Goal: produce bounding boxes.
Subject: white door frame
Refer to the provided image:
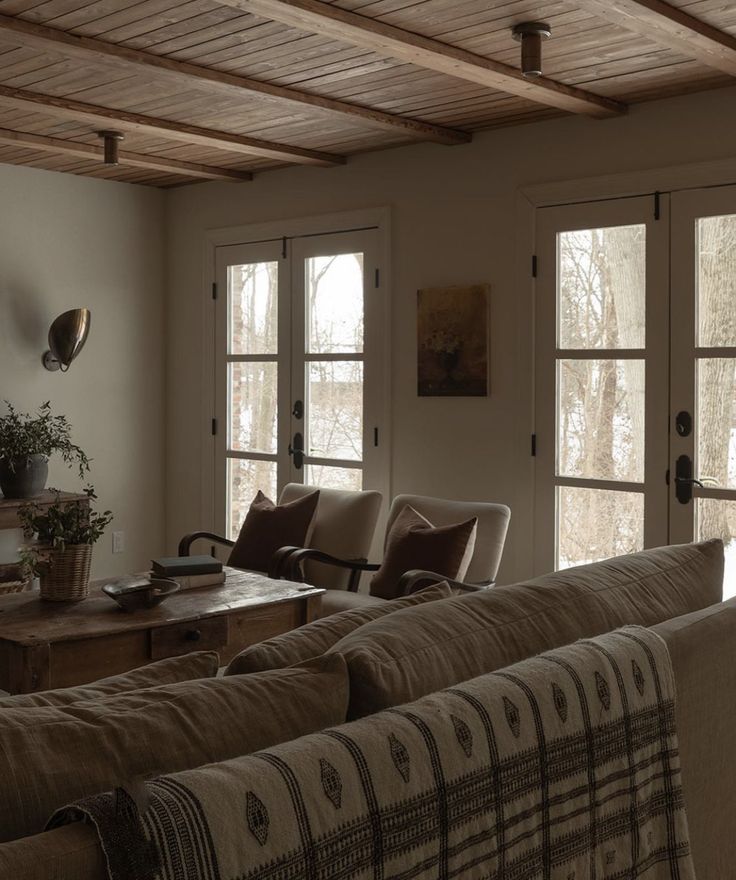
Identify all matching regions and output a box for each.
[201,208,391,533]
[517,157,736,576]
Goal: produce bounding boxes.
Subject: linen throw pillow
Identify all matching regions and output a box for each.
[0,654,348,843]
[0,652,219,710]
[226,582,453,675]
[228,489,319,572]
[370,505,477,599]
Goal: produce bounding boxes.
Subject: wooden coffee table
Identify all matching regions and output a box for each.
[0,568,323,694]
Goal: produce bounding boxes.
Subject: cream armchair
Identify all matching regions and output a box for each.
[279,493,511,616]
[179,483,382,588]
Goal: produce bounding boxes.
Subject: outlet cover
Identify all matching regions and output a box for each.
[112,531,125,554]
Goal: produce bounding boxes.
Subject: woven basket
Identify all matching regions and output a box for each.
[40,544,93,602]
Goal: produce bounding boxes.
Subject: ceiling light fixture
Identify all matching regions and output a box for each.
[97,130,124,165]
[512,22,552,78]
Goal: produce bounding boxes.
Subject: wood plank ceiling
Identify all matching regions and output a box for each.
[0,0,732,187]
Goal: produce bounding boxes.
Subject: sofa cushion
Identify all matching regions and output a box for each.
[370,505,477,599]
[652,597,736,879]
[226,582,453,675]
[0,654,347,843]
[0,652,219,710]
[228,489,319,572]
[331,540,723,718]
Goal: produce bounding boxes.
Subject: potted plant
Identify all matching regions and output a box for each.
[0,401,90,499]
[19,487,113,602]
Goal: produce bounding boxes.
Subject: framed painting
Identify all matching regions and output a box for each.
[417,284,490,396]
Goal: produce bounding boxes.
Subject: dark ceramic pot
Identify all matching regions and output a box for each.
[0,454,49,499]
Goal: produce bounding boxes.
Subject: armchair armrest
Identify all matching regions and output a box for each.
[178,531,235,557]
[396,569,494,596]
[284,548,379,592]
[267,546,303,579]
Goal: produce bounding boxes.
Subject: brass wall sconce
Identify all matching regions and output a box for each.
[42,309,91,372]
[512,22,552,78]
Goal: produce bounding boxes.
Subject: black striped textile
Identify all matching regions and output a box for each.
[50,626,695,880]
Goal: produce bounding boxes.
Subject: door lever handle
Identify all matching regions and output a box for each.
[288,432,304,470]
[674,477,705,489]
[674,454,703,504]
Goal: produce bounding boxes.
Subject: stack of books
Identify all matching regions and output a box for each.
[150,555,225,591]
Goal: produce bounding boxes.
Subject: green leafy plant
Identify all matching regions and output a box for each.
[18,486,113,576]
[0,401,90,477]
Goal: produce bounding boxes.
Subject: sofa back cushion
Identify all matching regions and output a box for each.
[652,597,736,879]
[331,540,723,718]
[226,582,452,675]
[0,652,219,710]
[0,654,348,843]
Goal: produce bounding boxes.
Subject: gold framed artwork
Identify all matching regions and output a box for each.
[417,284,490,397]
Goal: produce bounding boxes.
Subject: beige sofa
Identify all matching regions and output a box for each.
[0,541,732,879]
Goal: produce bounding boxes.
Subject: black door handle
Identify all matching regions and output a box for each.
[288,432,304,470]
[674,454,704,504]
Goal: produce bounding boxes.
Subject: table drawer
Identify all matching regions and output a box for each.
[150,616,228,660]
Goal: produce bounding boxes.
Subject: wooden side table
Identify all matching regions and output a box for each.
[0,568,323,694]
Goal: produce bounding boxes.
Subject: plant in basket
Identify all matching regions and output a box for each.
[18,487,113,602]
[0,401,90,499]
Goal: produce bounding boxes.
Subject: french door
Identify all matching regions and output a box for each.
[535,185,736,598]
[213,228,385,540]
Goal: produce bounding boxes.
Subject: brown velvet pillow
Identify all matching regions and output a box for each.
[370,506,478,599]
[228,489,319,572]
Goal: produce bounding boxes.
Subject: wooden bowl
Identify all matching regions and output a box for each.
[102,577,179,612]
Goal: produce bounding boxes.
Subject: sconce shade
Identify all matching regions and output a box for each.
[43,309,91,372]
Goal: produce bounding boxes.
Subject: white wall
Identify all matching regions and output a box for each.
[165,85,736,585]
[0,164,166,577]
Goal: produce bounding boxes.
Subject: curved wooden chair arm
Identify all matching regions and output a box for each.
[285,548,378,592]
[267,546,303,579]
[397,569,494,596]
[178,531,235,557]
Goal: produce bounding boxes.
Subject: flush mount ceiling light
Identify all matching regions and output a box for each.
[42,309,91,373]
[97,130,124,166]
[512,22,552,78]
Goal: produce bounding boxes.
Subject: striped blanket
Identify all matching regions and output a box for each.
[50,626,696,880]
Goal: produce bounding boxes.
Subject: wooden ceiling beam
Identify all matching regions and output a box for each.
[0,127,253,181]
[218,0,626,118]
[0,13,469,146]
[583,0,736,77]
[0,84,343,166]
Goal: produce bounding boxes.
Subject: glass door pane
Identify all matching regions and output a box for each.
[556,224,647,567]
[292,237,375,493]
[672,194,736,598]
[215,244,287,540]
[535,196,669,575]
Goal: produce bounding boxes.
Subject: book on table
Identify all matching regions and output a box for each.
[151,555,223,577]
